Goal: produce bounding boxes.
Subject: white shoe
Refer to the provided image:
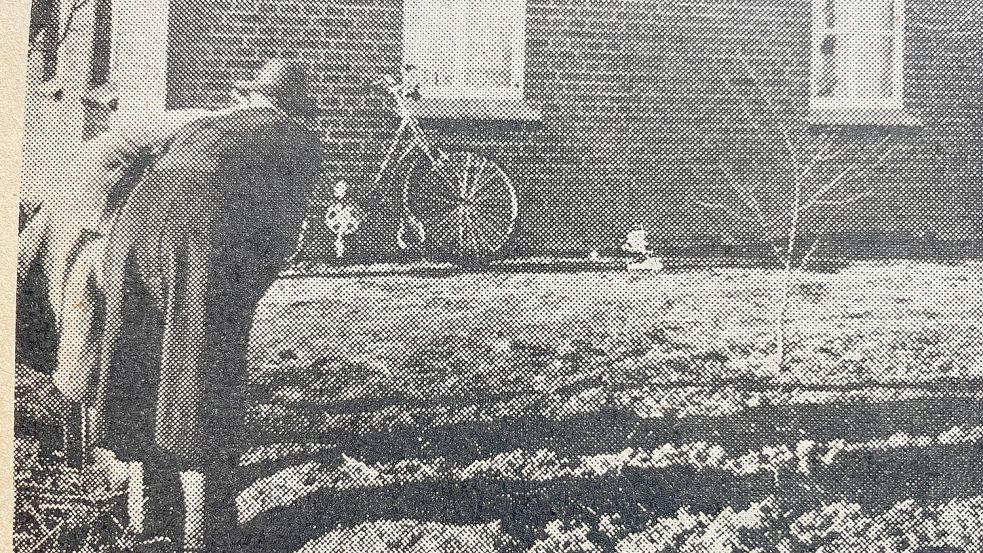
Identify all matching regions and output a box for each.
[86,447,128,493]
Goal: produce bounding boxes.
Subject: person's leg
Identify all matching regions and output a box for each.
[140,455,184,546]
[15,242,58,373]
[52,241,104,405]
[58,246,109,471]
[180,469,205,550]
[101,269,180,541]
[201,457,239,551]
[84,441,128,492]
[198,374,246,552]
[127,461,146,534]
[198,282,270,551]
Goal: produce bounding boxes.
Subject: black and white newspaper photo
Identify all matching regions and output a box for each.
[7,0,983,550]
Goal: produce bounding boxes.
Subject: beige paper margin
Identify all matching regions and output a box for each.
[0,0,30,549]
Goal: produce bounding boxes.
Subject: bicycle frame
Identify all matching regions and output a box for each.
[289,74,519,261]
[290,75,460,260]
[372,86,441,196]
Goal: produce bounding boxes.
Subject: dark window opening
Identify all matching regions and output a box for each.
[83,0,115,140]
[90,0,112,86]
[29,0,60,81]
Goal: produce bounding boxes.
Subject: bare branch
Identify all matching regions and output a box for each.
[819,135,851,164]
[694,138,786,263]
[798,134,835,181]
[799,133,897,213]
[698,198,785,261]
[702,151,786,262]
[812,190,874,208]
[799,220,830,271]
[726,80,779,157]
[734,51,801,170]
[713,159,765,221]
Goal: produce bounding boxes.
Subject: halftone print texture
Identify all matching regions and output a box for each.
[12,0,983,551]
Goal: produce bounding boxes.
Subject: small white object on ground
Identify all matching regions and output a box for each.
[627,257,665,272]
[621,226,663,271]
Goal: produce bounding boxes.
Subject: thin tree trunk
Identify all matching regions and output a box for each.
[778,175,802,369]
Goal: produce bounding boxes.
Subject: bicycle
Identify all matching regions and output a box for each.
[363,68,519,260]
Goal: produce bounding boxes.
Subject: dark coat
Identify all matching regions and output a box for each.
[93,106,322,465]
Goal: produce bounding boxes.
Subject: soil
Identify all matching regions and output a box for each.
[16,261,983,552]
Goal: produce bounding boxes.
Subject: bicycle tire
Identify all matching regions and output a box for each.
[403,150,518,259]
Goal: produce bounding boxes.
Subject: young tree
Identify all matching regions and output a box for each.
[698,52,909,369]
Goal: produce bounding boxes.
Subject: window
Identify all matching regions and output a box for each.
[810,0,905,110]
[403,0,526,100]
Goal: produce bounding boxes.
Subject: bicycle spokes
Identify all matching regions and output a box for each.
[403,151,518,259]
[368,72,517,260]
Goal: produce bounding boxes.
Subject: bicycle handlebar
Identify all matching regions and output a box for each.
[373,75,422,107]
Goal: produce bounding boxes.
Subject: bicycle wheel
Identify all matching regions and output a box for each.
[404,151,518,259]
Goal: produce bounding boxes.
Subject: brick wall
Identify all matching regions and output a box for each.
[166,0,983,258]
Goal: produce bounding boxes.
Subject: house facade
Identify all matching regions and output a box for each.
[24,0,983,258]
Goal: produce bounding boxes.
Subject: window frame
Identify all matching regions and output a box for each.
[809,0,906,111]
[402,0,528,101]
